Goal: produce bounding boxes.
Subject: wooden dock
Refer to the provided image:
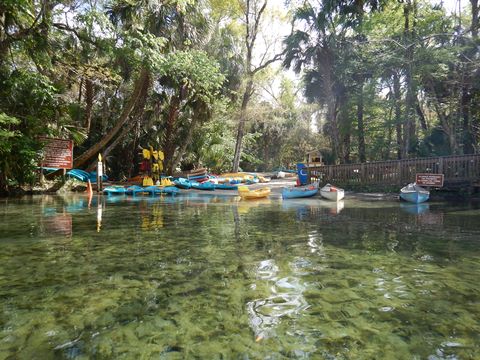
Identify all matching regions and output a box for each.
[307,154,480,189]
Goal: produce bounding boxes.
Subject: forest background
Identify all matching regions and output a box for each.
[0,0,478,193]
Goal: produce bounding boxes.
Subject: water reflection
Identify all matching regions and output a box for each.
[1,194,479,358]
[247,259,308,341]
[400,202,430,215]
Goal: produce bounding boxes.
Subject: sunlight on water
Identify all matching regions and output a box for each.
[0,194,479,359]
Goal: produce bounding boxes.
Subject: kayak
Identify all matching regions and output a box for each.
[126,185,144,195]
[191,181,215,191]
[214,183,238,190]
[104,186,127,195]
[174,178,192,189]
[144,186,180,195]
[282,183,319,199]
[238,186,270,200]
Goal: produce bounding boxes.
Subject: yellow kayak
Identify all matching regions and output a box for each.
[238,186,271,200]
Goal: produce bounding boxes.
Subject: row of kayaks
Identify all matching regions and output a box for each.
[104,185,180,195]
[104,179,241,195]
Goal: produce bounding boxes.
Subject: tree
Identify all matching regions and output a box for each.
[231,0,285,172]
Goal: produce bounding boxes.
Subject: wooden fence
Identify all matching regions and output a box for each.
[307,154,480,188]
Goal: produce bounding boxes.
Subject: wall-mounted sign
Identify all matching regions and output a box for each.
[39,137,73,169]
[416,173,444,187]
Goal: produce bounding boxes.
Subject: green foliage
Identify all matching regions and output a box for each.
[0,113,39,190]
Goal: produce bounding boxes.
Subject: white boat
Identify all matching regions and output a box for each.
[320,183,345,201]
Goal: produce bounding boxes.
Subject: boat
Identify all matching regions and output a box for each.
[191,181,215,191]
[161,186,180,195]
[320,184,345,201]
[238,186,270,200]
[174,178,192,189]
[126,185,144,195]
[143,186,180,195]
[104,186,127,195]
[282,183,319,199]
[214,183,238,190]
[399,183,430,204]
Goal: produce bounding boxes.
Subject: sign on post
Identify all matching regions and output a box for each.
[415,173,444,187]
[39,137,73,169]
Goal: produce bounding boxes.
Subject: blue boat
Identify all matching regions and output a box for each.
[174,178,192,189]
[400,183,430,204]
[191,181,215,191]
[126,185,144,195]
[282,183,319,199]
[162,187,180,195]
[143,186,180,195]
[104,186,127,195]
[214,183,238,190]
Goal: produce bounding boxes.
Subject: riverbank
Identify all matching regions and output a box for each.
[2,176,479,202]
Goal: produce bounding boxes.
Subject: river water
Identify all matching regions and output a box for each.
[0,194,479,359]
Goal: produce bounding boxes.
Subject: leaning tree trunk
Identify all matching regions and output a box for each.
[232,78,254,172]
[73,68,150,168]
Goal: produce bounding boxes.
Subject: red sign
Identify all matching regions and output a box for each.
[415,173,444,187]
[39,137,73,169]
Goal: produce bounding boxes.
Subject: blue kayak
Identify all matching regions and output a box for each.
[191,181,215,191]
[104,186,127,195]
[214,183,238,190]
[174,178,192,189]
[282,183,319,199]
[126,185,145,195]
[143,186,180,195]
[162,187,180,195]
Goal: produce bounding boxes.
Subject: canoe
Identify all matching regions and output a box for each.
[191,181,215,191]
[320,184,345,201]
[282,183,319,199]
[238,186,270,200]
[104,186,126,195]
[174,178,192,189]
[400,183,429,204]
[214,183,238,190]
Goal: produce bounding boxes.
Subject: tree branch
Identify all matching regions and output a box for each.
[52,23,99,47]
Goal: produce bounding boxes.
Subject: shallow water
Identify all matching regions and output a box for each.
[0,194,479,359]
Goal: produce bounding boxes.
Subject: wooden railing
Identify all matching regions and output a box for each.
[307,154,480,187]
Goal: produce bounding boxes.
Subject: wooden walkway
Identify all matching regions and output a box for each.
[307,154,480,188]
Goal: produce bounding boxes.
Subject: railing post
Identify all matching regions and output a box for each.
[438,157,444,174]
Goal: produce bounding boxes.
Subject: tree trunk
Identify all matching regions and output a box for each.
[73,68,150,168]
[232,78,254,172]
[357,82,366,163]
[163,96,181,174]
[403,0,416,158]
[170,115,201,174]
[472,0,479,38]
[84,79,94,133]
[392,73,403,159]
[416,100,427,131]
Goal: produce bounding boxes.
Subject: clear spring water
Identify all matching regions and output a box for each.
[0,194,479,359]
